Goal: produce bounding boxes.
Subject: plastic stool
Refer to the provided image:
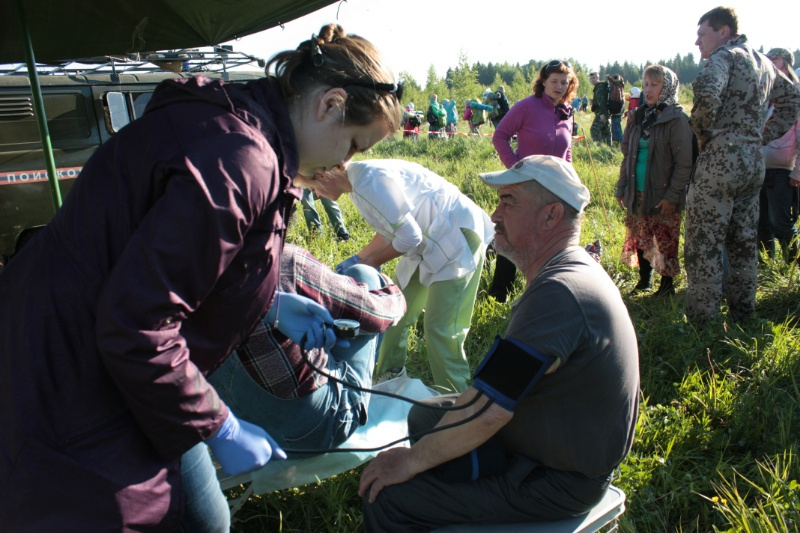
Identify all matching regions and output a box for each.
[430,485,625,533]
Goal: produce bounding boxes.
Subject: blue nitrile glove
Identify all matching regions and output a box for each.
[206,410,286,476]
[334,254,360,274]
[265,291,341,350]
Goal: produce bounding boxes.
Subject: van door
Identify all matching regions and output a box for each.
[0,86,98,259]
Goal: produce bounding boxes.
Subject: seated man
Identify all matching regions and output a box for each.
[208,243,406,452]
[359,155,640,531]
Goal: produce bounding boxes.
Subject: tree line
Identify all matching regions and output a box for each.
[397,47,799,112]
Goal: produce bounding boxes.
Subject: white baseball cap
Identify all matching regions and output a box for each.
[479,155,591,213]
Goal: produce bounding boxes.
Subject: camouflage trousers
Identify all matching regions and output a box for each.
[684,143,765,320]
[590,114,611,145]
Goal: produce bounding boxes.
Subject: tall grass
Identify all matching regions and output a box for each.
[230,113,800,532]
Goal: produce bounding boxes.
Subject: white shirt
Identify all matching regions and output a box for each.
[347,159,494,288]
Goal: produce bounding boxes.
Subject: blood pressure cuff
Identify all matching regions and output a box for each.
[472,336,555,412]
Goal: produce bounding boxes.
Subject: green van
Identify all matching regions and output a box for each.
[0,49,264,264]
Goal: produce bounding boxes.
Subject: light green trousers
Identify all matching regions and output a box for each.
[376,229,485,393]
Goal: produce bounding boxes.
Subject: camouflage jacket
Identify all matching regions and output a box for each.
[690,34,800,148]
[592,80,609,116]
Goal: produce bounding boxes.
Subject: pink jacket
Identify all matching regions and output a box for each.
[763,116,800,178]
[492,94,573,168]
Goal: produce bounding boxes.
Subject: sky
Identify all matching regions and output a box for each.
[223,0,798,83]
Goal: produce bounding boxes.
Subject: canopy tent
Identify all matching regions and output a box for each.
[0,0,339,64]
[1,0,338,212]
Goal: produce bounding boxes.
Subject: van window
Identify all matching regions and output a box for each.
[131,92,153,119]
[105,92,130,132]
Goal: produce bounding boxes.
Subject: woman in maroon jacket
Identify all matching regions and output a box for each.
[0,24,402,531]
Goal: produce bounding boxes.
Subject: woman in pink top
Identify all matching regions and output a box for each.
[488,60,579,301]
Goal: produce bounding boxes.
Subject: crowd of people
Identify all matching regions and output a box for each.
[1,6,799,531]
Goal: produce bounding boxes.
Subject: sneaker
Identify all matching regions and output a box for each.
[373,366,407,385]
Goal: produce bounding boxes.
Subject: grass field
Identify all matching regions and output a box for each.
[229,111,800,532]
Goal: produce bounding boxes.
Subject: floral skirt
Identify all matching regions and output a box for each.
[620,190,682,277]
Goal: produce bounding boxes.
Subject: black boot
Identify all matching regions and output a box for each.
[653,276,675,298]
[489,255,516,303]
[629,249,652,294]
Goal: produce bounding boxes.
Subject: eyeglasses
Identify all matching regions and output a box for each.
[544,60,572,72]
[343,79,404,102]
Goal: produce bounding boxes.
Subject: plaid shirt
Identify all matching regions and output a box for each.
[235,244,405,398]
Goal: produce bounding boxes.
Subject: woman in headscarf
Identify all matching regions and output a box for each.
[616,65,694,297]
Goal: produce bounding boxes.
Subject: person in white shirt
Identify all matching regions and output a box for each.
[295,159,494,392]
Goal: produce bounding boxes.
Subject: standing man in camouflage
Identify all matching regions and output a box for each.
[589,72,611,146]
[684,6,800,322]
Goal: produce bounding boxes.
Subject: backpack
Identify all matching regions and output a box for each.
[426,107,439,127]
[408,113,421,128]
[607,75,625,115]
[471,105,486,126]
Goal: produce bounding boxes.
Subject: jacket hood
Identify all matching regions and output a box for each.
[145,76,299,179]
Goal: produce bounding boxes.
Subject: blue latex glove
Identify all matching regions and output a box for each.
[206,410,286,476]
[334,254,360,274]
[265,291,341,350]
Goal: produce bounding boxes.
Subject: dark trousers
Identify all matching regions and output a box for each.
[758,168,799,260]
[362,395,612,532]
[489,254,516,299]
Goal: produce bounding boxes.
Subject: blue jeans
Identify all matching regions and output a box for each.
[758,168,799,259]
[301,189,349,239]
[611,115,623,142]
[179,443,230,532]
[209,264,383,451]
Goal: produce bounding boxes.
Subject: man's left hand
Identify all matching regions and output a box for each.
[358,448,416,503]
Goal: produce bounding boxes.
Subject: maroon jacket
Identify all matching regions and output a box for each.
[0,76,300,529]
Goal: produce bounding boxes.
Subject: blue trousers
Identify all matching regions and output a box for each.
[178,443,230,532]
[611,115,623,142]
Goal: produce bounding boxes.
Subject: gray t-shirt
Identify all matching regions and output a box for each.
[498,248,640,478]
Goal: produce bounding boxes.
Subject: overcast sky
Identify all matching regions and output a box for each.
[223,0,797,82]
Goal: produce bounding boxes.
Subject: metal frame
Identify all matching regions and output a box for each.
[0,47,266,78]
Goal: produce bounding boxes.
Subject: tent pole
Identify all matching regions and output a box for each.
[16,0,62,212]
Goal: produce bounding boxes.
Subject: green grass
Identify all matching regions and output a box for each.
[230,113,800,532]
